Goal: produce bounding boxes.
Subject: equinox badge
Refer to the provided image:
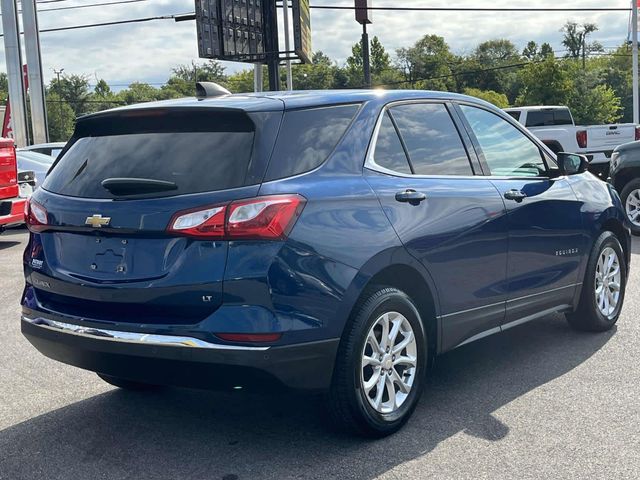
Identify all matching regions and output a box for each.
[85,214,111,228]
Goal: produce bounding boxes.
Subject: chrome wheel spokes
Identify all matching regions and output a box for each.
[595,247,621,318]
[360,311,418,414]
[625,189,640,227]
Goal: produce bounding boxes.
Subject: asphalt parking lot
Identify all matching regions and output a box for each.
[1,227,639,480]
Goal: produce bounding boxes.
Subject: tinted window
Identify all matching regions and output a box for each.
[265,104,359,181]
[505,111,521,121]
[460,105,546,177]
[390,103,473,176]
[525,109,573,127]
[44,121,255,199]
[373,112,411,174]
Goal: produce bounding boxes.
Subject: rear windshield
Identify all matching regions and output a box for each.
[43,110,256,199]
[525,109,573,127]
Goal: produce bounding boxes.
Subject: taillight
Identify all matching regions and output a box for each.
[576,130,588,149]
[635,126,640,141]
[168,206,226,239]
[25,197,48,232]
[167,194,306,241]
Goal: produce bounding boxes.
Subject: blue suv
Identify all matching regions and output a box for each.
[21,89,630,437]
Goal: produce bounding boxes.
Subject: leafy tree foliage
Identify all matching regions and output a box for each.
[5,21,635,142]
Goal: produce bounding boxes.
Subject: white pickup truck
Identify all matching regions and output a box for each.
[504,106,639,177]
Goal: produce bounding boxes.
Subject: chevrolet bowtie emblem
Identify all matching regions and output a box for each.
[85,214,111,228]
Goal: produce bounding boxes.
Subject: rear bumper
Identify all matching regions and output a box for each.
[0,196,26,228]
[21,315,339,391]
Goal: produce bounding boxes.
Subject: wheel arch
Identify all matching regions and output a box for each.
[601,217,631,272]
[336,248,441,362]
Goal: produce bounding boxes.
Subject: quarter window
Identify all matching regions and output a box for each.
[389,103,473,176]
[460,105,546,177]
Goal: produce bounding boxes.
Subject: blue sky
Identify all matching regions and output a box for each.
[0,0,634,89]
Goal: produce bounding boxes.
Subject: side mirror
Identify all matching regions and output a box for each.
[557,152,589,175]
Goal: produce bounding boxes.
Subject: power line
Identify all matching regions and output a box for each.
[1,0,150,16]
[0,14,181,37]
[38,0,149,13]
[308,5,632,12]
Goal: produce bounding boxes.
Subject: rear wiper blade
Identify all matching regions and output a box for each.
[101,177,178,196]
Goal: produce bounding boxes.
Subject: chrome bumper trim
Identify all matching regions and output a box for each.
[22,316,270,351]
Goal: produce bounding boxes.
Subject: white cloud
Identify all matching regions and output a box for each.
[0,0,633,88]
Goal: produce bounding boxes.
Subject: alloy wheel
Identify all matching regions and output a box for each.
[625,188,640,227]
[360,311,418,414]
[594,247,621,318]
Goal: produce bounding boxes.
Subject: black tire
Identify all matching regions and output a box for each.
[566,231,627,332]
[97,373,162,391]
[327,286,427,437]
[620,179,640,236]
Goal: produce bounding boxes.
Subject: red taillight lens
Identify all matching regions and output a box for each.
[226,195,305,240]
[635,126,640,141]
[576,130,588,149]
[25,198,48,232]
[215,333,282,343]
[167,194,306,241]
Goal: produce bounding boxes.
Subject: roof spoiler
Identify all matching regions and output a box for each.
[196,82,231,100]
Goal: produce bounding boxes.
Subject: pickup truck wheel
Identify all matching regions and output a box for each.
[97,373,162,391]
[621,179,640,236]
[327,286,427,437]
[566,231,627,332]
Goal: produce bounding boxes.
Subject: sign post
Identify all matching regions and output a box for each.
[1,0,29,147]
[354,0,372,88]
[22,0,49,143]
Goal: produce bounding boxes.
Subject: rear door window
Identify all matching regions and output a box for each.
[389,103,474,176]
[373,112,412,174]
[43,110,256,199]
[265,104,360,181]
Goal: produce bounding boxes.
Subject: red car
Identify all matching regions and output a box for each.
[0,138,27,233]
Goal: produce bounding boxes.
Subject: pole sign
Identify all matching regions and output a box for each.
[195,0,266,63]
[292,0,312,64]
[354,0,372,25]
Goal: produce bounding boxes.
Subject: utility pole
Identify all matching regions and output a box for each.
[355,0,373,88]
[22,0,49,144]
[1,0,29,147]
[282,0,293,90]
[633,0,639,124]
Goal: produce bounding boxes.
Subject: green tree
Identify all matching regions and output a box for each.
[522,41,554,61]
[565,64,622,124]
[344,37,394,87]
[516,56,573,106]
[561,21,603,67]
[467,39,521,100]
[48,74,92,116]
[370,36,391,75]
[396,35,457,91]
[117,82,161,104]
[0,73,8,101]
[463,88,509,108]
[46,92,75,141]
[601,44,633,122]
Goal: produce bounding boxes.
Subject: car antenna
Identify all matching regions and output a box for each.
[195,82,231,100]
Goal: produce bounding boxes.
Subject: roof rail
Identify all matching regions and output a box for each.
[195,82,231,100]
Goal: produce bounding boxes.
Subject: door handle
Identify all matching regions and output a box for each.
[395,189,427,205]
[504,189,527,202]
